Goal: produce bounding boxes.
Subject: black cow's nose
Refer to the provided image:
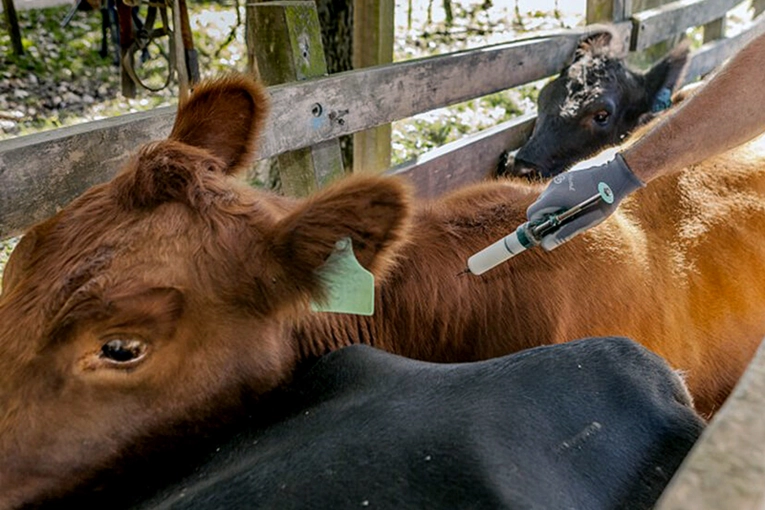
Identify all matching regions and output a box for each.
[496,150,516,177]
[497,150,546,179]
[508,156,545,180]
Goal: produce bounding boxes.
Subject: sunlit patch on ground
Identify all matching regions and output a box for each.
[0,237,19,292]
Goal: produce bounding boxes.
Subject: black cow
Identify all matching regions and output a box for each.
[499,30,689,179]
[42,337,704,510]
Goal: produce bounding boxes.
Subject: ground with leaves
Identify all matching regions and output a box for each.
[0,1,244,137]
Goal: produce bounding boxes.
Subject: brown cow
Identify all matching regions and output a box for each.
[1,74,764,507]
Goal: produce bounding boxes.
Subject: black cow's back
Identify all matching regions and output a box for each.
[141,337,704,510]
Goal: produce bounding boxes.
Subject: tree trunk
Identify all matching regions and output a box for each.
[315,0,354,170]
[2,0,23,56]
[315,0,353,74]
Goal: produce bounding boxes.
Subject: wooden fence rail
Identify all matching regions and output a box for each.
[3,11,763,239]
[0,23,632,240]
[684,12,765,82]
[631,0,742,51]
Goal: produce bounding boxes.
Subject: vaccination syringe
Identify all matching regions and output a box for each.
[465,182,614,275]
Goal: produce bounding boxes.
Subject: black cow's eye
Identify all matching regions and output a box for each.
[100,339,147,363]
[593,110,610,125]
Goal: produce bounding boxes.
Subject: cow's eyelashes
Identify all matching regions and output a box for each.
[100,338,148,364]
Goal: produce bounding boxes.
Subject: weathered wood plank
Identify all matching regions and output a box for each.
[116,0,137,98]
[628,0,682,65]
[700,8,726,78]
[631,0,742,51]
[247,1,344,196]
[261,22,629,156]
[755,0,765,17]
[702,17,725,44]
[683,12,765,83]
[352,0,395,174]
[587,0,622,22]
[620,0,633,19]
[0,109,176,240]
[0,25,632,240]
[387,114,536,198]
[655,337,765,510]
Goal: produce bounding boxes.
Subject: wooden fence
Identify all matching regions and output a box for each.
[1,1,765,506]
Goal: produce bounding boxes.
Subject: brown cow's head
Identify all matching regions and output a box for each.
[499,30,689,179]
[0,75,411,507]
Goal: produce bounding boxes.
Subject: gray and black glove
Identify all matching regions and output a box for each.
[526,154,645,251]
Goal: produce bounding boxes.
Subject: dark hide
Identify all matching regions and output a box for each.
[39,337,704,510]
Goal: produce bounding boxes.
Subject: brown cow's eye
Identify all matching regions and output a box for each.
[593,110,610,125]
[100,339,147,363]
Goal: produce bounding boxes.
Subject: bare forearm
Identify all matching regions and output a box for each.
[622,32,765,182]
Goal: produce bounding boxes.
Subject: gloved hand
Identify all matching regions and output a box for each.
[526,154,645,251]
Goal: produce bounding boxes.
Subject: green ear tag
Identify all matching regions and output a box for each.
[311,237,375,316]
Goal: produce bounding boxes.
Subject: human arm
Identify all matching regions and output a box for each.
[527,31,765,250]
[623,30,765,181]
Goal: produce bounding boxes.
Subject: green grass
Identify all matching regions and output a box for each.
[391,86,540,165]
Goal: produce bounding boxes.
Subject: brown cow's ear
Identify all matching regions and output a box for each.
[169,74,270,175]
[265,175,412,301]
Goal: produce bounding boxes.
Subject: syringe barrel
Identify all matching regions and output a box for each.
[467,225,529,275]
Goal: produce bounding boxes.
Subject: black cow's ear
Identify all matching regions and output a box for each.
[644,40,690,105]
[573,29,614,62]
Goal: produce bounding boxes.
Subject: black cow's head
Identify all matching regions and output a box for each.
[500,30,689,179]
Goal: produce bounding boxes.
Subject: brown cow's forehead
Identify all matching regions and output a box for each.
[2,155,284,355]
[11,191,201,318]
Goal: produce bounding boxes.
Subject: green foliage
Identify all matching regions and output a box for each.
[0,2,246,139]
[391,86,540,165]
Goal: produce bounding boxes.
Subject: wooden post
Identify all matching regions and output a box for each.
[352,0,394,174]
[755,0,765,17]
[172,0,190,101]
[586,0,630,23]
[654,338,765,510]
[703,17,725,44]
[246,1,344,196]
[2,0,23,56]
[178,0,200,84]
[702,0,730,49]
[315,0,354,171]
[628,0,678,65]
[116,0,136,98]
